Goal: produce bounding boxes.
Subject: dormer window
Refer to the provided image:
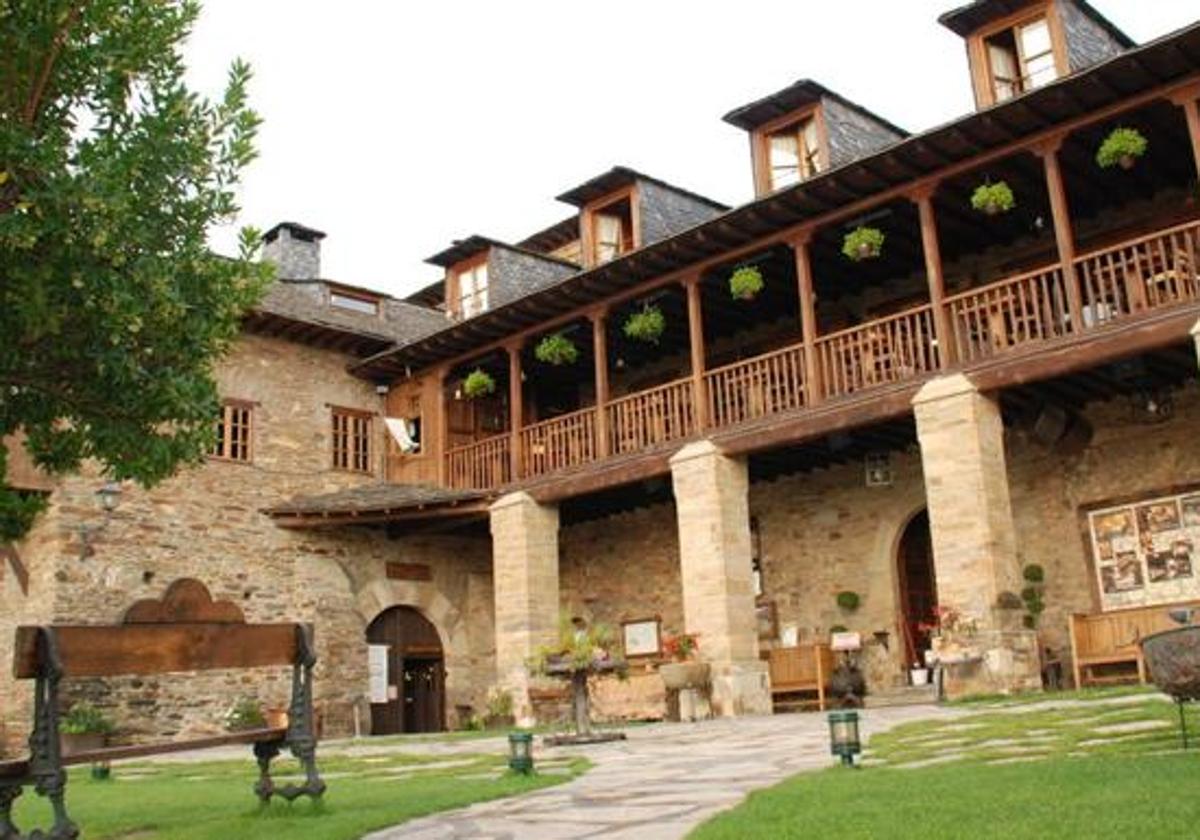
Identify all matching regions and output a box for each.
[453,258,489,318]
[588,192,635,266]
[766,115,823,190]
[329,288,380,315]
[983,16,1057,103]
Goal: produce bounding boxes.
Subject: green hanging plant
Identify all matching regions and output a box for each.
[1096,126,1148,170]
[534,332,579,366]
[623,304,665,344]
[842,226,885,262]
[836,590,861,611]
[729,265,765,301]
[462,368,496,399]
[970,180,1016,216]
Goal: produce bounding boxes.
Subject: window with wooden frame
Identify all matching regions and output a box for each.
[766,115,823,190]
[983,15,1058,103]
[451,258,489,319]
[585,191,636,267]
[211,401,253,463]
[331,407,373,473]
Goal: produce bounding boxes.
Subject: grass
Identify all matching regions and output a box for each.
[11,749,588,840]
[692,695,1200,840]
[946,683,1159,707]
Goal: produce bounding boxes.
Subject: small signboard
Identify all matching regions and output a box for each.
[830,631,862,652]
[368,644,389,704]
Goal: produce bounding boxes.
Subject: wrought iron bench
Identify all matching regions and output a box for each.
[0,578,324,840]
[1068,600,1200,688]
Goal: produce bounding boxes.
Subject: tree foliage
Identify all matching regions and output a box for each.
[0,1,272,539]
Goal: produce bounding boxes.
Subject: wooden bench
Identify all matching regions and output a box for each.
[0,578,325,840]
[766,644,834,711]
[1068,600,1200,688]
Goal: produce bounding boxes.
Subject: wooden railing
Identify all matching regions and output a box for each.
[814,305,939,400]
[606,376,695,456]
[946,264,1071,362]
[705,344,806,429]
[519,407,598,478]
[444,433,511,490]
[1075,219,1200,324]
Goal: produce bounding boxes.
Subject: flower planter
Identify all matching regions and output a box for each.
[909,667,930,687]
[659,661,710,691]
[1119,154,1137,171]
[61,732,107,757]
[265,707,289,729]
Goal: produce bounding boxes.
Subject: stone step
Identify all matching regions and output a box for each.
[864,684,938,708]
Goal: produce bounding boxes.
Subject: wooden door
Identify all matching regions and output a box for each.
[897,510,938,667]
[366,606,445,735]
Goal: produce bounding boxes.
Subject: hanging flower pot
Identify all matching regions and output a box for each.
[1096,126,1148,170]
[623,304,665,344]
[462,368,496,399]
[842,226,884,262]
[728,265,765,301]
[970,180,1016,216]
[534,332,579,366]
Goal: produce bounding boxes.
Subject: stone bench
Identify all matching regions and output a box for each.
[0,578,325,839]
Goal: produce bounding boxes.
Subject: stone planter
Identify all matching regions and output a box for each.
[658,661,710,691]
[265,708,289,729]
[61,732,107,757]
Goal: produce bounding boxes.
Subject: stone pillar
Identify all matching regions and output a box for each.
[1192,318,1200,367]
[669,441,771,716]
[489,491,559,723]
[913,374,1041,697]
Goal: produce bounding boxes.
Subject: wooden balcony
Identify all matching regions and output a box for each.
[442,218,1200,492]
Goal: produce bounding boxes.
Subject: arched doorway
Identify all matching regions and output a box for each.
[366,606,446,734]
[897,510,938,668]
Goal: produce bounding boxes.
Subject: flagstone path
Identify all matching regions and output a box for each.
[365,705,957,840]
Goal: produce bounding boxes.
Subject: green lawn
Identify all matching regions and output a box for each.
[692,696,1200,840]
[11,750,588,840]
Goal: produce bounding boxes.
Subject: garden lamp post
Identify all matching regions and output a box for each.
[508,731,534,774]
[828,710,861,767]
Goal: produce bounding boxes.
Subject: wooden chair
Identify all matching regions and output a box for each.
[1068,600,1200,688]
[766,644,834,711]
[0,579,324,839]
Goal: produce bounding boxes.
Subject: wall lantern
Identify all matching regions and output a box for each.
[79,481,122,560]
[828,710,861,767]
[96,481,123,513]
[507,731,534,774]
[864,452,892,487]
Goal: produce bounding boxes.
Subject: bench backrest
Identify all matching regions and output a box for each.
[768,643,832,688]
[13,578,304,680]
[1070,600,1200,658]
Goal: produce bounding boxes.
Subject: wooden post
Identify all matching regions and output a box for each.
[591,309,611,457]
[791,231,822,405]
[507,343,523,480]
[434,365,450,487]
[912,185,954,368]
[684,276,709,430]
[1036,135,1084,334]
[1169,87,1200,191]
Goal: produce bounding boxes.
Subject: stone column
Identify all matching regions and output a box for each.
[1192,318,1200,367]
[489,491,559,723]
[669,441,771,716]
[913,374,1041,697]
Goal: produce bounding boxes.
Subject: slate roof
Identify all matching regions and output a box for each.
[555,166,729,211]
[721,78,909,136]
[265,482,487,518]
[938,0,1135,47]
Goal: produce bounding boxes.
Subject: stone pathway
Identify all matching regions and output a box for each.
[365,705,957,840]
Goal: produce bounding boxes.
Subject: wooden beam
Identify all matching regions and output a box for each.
[508,343,523,480]
[912,186,954,368]
[684,276,709,429]
[591,309,611,457]
[1035,136,1085,334]
[790,231,823,405]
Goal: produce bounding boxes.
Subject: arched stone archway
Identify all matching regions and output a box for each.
[367,606,445,734]
[895,508,937,669]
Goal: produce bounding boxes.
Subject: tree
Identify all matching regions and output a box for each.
[0,1,272,540]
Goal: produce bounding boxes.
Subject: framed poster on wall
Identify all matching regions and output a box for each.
[1087,488,1200,611]
[622,618,661,657]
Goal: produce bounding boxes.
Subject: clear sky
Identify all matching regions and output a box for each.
[184,1,1198,299]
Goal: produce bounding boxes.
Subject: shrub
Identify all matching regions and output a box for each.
[534,332,579,366]
[829,624,849,634]
[463,368,496,399]
[1096,126,1148,169]
[623,305,665,344]
[842,226,884,261]
[970,181,1016,215]
[729,265,765,300]
[61,703,114,736]
[836,590,861,611]
[1023,564,1045,583]
[225,698,266,732]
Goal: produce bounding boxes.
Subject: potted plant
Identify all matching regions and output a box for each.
[60,703,114,756]
[970,180,1016,216]
[623,304,665,344]
[835,590,861,612]
[483,687,515,729]
[842,226,884,262]
[462,368,496,399]
[729,265,765,301]
[224,697,266,732]
[658,632,709,691]
[529,616,626,738]
[1021,563,1046,629]
[534,332,579,366]
[1096,126,1148,170]
[909,662,930,686]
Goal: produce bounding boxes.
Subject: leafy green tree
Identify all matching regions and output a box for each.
[0,1,272,540]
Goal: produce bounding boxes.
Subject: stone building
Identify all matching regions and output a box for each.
[5,0,1200,749]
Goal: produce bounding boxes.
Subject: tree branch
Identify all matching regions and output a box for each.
[23,3,86,126]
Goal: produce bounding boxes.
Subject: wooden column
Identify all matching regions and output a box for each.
[507,343,523,480]
[434,365,450,487]
[1169,87,1200,190]
[590,309,611,457]
[912,185,954,368]
[684,276,709,430]
[1036,135,1084,334]
[791,231,822,405]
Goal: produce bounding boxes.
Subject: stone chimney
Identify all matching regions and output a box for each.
[262,222,325,281]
